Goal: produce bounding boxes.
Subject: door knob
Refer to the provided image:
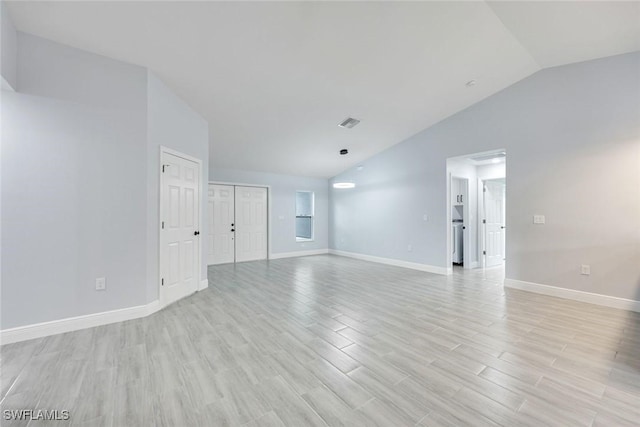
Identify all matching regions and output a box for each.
[194,231,200,236]
[231,223,234,226]
[231,229,235,232]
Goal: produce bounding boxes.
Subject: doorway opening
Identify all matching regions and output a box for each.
[451,176,468,267]
[207,183,269,265]
[446,149,506,272]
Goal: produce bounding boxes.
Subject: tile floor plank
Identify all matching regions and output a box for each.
[0,255,638,426]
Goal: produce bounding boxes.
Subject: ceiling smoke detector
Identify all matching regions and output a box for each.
[338,117,360,129]
[466,80,477,87]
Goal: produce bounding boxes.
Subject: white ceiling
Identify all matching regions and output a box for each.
[6,1,640,178]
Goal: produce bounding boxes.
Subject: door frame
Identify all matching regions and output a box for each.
[159,146,204,308]
[208,180,272,261]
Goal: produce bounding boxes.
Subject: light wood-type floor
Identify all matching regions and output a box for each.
[1,255,639,426]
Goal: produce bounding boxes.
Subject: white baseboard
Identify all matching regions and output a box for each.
[504,279,640,313]
[1,300,162,345]
[1,76,16,92]
[199,279,209,291]
[270,249,329,260]
[329,249,448,275]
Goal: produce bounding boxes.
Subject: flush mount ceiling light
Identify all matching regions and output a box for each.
[338,117,360,129]
[333,182,356,189]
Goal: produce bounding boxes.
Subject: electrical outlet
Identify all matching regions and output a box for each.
[407,244,413,252]
[533,215,545,224]
[581,265,591,275]
[95,277,106,290]
[423,214,429,221]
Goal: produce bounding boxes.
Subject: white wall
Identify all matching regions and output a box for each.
[331,52,640,301]
[146,72,209,301]
[476,163,506,181]
[1,1,17,89]
[210,168,329,256]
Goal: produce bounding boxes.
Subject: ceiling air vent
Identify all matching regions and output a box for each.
[338,117,360,129]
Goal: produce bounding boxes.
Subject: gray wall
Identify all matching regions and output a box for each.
[1,1,17,89]
[211,168,329,255]
[1,33,208,329]
[146,71,209,302]
[1,92,148,329]
[331,52,640,301]
[16,33,147,110]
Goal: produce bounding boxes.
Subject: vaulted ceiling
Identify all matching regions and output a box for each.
[7,1,640,177]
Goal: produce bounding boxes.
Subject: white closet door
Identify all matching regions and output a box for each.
[208,184,235,265]
[161,152,200,306]
[484,180,506,267]
[235,186,267,262]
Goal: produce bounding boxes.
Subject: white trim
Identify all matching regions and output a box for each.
[504,279,640,313]
[161,146,203,165]
[329,249,448,275]
[2,76,16,91]
[199,279,209,291]
[1,300,162,345]
[160,146,203,309]
[269,249,329,260]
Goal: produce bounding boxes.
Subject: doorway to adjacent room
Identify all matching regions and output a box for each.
[446,149,506,272]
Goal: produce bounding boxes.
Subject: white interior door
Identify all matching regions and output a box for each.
[235,186,267,262]
[208,184,235,265]
[161,151,200,306]
[484,180,506,267]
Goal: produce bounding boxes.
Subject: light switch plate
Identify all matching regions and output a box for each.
[96,277,106,291]
[533,215,545,224]
[581,265,591,275]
